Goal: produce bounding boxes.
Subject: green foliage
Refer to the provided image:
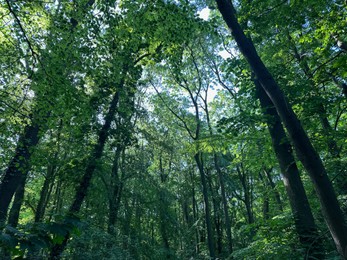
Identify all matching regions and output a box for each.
[232,213,302,259]
[1,0,347,259]
[0,216,82,258]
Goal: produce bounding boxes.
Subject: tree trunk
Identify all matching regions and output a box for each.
[36,121,63,222]
[207,172,222,256]
[7,174,27,227]
[236,165,254,224]
[258,172,270,220]
[256,79,324,258]
[35,164,56,222]
[194,153,216,258]
[158,154,171,258]
[107,148,123,234]
[215,1,347,257]
[203,94,233,255]
[190,170,200,255]
[49,87,122,259]
[0,122,40,226]
[214,154,233,255]
[263,168,283,212]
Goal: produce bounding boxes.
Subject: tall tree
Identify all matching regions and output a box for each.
[215,0,347,257]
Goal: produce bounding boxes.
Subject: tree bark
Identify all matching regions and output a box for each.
[7,174,27,227]
[256,79,324,258]
[0,122,40,226]
[216,0,347,257]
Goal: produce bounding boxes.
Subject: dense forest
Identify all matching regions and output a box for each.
[0,0,347,259]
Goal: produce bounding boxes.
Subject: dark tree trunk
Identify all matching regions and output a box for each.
[51,178,63,219]
[263,197,270,220]
[107,148,123,234]
[215,1,347,257]
[214,154,233,255]
[190,170,200,255]
[49,87,122,259]
[194,153,216,259]
[159,189,171,258]
[0,122,40,225]
[158,154,171,258]
[36,121,62,222]
[255,79,324,258]
[69,91,121,214]
[207,172,222,256]
[7,174,27,227]
[258,172,270,220]
[35,164,56,222]
[236,166,254,225]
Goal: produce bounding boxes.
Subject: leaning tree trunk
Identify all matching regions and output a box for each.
[0,122,40,226]
[49,86,122,259]
[215,0,347,257]
[256,79,324,258]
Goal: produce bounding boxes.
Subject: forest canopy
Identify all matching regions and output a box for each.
[0,0,347,259]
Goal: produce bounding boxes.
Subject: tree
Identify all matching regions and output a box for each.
[215,0,347,257]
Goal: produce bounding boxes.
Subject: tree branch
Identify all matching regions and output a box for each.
[5,0,37,60]
[150,81,196,140]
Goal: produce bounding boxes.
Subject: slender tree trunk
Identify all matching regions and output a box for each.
[203,95,233,255]
[35,164,56,222]
[207,172,222,255]
[263,197,270,220]
[0,122,40,226]
[236,166,254,224]
[108,148,123,234]
[255,79,324,258]
[263,168,283,212]
[258,172,270,220]
[194,153,216,258]
[215,1,347,257]
[214,154,233,255]
[190,170,200,255]
[52,178,63,219]
[36,121,63,222]
[49,86,122,259]
[158,154,171,258]
[159,189,171,258]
